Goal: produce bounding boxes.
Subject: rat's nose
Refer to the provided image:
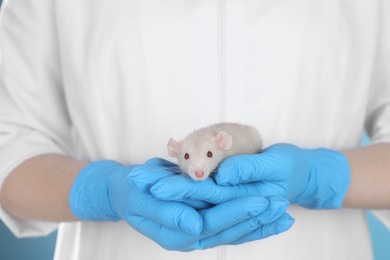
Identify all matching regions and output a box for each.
[195,170,204,178]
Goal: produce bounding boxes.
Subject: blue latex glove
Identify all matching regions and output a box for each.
[129,158,213,209]
[69,160,294,251]
[150,144,351,209]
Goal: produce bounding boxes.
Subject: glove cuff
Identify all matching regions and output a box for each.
[293,148,351,209]
[69,160,123,221]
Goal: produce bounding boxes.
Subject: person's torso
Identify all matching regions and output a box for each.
[54,0,377,259]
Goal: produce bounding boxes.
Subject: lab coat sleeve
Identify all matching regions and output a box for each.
[0,0,72,237]
[364,0,390,230]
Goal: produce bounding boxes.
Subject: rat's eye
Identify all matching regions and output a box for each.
[207,151,213,158]
[184,153,190,160]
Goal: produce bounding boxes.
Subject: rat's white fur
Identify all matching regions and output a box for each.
[167,123,263,181]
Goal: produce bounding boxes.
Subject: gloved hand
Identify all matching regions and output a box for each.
[128,158,213,209]
[150,144,351,209]
[69,159,294,251]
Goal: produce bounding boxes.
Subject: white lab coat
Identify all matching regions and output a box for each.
[0,0,389,259]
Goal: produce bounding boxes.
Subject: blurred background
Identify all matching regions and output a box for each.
[0,0,389,259]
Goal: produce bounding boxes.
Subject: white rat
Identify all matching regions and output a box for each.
[167,123,263,181]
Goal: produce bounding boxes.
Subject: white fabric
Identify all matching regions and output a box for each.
[0,0,389,259]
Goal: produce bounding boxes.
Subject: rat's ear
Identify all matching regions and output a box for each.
[214,131,232,151]
[167,138,181,157]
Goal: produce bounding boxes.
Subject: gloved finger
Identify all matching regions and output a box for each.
[250,196,290,224]
[189,196,290,250]
[125,215,196,252]
[132,192,202,235]
[146,159,213,208]
[180,199,213,210]
[126,197,292,251]
[197,199,291,250]
[130,162,211,208]
[200,197,270,235]
[200,196,288,235]
[145,157,181,170]
[150,174,272,204]
[127,164,179,192]
[215,152,280,186]
[151,175,236,203]
[229,213,295,245]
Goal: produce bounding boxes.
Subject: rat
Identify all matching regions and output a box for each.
[167,123,263,181]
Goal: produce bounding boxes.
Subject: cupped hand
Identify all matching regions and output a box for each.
[125,195,294,251]
[149,144,351,209]
[70,159,294,251]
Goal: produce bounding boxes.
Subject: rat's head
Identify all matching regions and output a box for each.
[167,131,233,181]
